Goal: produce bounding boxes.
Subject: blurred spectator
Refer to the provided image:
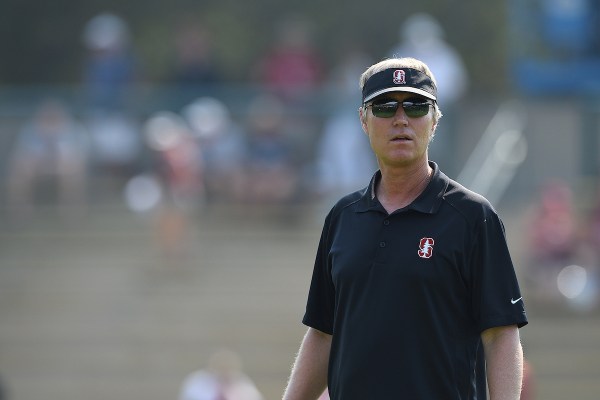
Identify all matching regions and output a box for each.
[314,49,377,203]
[82,12,137,112]
[524,180,578,301]
[144,111,205,210]
[82,13,143,182]
[388,13,468,109]
[233,94,299,206]
[540,0,595,57]
[253,15,324,174]
[182,97,245,203]
[86,113,142,180]
[171,21,221,87]
[178,348,263,400]
[140,111,205,259]
[387,13,468,176]
[253,15,323,103]
[6,99,89,222]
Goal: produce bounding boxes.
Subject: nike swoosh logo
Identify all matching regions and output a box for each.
[511,297,522,305]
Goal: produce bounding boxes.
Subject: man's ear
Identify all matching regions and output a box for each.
[358,106,368,134]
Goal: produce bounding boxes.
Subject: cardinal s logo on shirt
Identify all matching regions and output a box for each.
[418,237,435,259]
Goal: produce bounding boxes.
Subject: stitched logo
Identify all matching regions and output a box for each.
[418,237,435,259]
[393,69,406,84]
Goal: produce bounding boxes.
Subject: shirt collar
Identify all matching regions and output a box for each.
[356,161,449,214]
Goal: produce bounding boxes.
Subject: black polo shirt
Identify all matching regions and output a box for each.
[303,162,528,400]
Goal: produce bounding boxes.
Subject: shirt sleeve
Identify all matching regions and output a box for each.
[302,211,336,335]
[471,208,528,333]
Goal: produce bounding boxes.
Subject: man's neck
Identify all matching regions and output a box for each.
[376,162,433,214]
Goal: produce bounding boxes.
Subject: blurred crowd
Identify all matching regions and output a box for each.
[5,13,368,223]
[3,12,473,227]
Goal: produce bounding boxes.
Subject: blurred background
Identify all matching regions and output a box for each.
[0,0,599,399]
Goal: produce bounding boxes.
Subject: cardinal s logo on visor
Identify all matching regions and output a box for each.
[393,69,406,85]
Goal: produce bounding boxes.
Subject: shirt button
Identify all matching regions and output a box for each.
[379,241,386,248]
[383,220,390,226]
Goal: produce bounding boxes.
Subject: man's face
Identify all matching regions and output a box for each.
[360,92,437,169]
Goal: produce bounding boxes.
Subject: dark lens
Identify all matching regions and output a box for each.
[402,102,431,118]
[371,101,399,118]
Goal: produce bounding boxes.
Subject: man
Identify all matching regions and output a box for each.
[282,57,528,399]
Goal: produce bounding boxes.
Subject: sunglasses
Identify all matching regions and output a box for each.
[365,99,433,118]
